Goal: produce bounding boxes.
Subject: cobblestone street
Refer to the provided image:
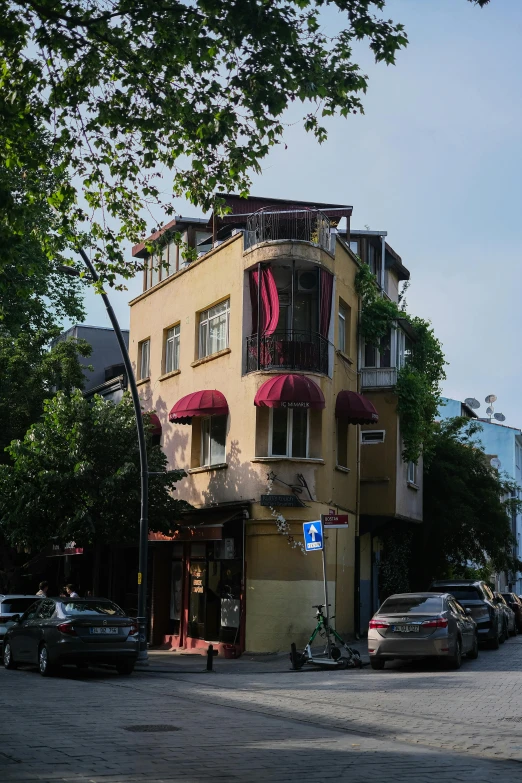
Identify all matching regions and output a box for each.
[4,638,522,782]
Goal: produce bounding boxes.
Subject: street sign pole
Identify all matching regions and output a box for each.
[321,544,331,659]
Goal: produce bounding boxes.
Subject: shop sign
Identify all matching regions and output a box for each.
[260,494,302,507]
[321,514,349,529]
[149,527,223,542]
[280,401,310,408]
[50,541,84,556]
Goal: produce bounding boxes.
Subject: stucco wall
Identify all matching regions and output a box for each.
[129,233,361,650]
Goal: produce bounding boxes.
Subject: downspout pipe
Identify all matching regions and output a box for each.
[354,286,362,639]
[380,235,386,293]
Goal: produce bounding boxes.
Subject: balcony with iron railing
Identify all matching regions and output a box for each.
[246,330,329,375]
[243,207,333,254]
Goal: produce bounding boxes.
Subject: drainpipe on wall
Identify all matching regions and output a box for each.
[380,234,386,294]
[354,289,363,639]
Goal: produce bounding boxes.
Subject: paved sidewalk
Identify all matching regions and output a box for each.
[4,637,522,781]
[136,639,369,675]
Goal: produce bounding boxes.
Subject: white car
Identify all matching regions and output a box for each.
[0,595,40,646]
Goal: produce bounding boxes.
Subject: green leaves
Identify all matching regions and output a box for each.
[415,416,520,582]
[0,332,92,469]
[0,0,417,281]
[355,261,446,462]
[0,390,189,551]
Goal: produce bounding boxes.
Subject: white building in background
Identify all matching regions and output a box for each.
[438,397,522,593]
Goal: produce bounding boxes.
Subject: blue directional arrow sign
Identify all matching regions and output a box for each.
[303,520,323,552]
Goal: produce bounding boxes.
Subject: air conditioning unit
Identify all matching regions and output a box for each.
[297,270,318,293]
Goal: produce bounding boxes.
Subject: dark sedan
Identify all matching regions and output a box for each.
[3,598,138,676]
[502,593,522,632]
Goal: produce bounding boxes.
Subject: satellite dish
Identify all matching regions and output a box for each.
[494,413,506,422]
[490,457,501,470]
[485,394,497,404]
[486,406,494,416]
[464,397,480,409]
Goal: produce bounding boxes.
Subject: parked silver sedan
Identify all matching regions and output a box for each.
[368,593,478,670]
[3,597,138,676]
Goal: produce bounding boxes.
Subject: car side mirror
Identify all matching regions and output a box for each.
[464,608,472,616]
[11,614,20,623]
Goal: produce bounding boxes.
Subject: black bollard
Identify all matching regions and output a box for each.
[206,644,214,672]
[290,642,298,671]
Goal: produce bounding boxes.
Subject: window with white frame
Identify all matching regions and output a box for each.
[201,415,227,466]
[338,303,350,354]
[368,243,381,286]
[407,460,417,485]
[138,339,150,380]
[361,430,385,445]
[363,330,391,368]
[269,407,309,458]
[397,329,413,370]
[165,324,180,374]
[199,299,230,358]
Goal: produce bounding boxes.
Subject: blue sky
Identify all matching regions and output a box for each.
[81,0,522,425]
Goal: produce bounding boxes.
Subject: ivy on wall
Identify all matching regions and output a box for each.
[378,527,413,599]
[355,263,446,463]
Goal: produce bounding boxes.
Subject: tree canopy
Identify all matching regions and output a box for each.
[0,157,85,334]
[0,0,490,282]
[411,417,521,586]
[0,391,189,556]
[0,332,92,463]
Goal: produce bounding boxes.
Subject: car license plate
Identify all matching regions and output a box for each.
[89,627,119,635]
[392,625,420,633]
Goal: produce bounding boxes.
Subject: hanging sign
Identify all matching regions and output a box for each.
[260,494,302,507]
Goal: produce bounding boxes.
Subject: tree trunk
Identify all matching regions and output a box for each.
[92,543,103,597]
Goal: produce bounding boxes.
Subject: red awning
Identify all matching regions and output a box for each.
[142,411,162,436]
[149,413,162,436]
[254,374,325,410]
[169,390,229,425]
[335,391,379,424]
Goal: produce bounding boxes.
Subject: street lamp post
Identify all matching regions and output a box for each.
[72,249,149,663]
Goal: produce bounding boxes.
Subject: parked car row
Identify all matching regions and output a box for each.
[368,580,522,670]
[2,597,139,676]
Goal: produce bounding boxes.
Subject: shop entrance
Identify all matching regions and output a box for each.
[186,540,242,643]
[152,515,245,651]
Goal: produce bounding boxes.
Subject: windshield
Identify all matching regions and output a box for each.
[61,601,126,617]
[378,596,444,614]
[1,598,38,613]
[434,586,482,601]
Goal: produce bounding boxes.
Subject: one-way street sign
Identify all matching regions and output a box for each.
[303,520,323,552]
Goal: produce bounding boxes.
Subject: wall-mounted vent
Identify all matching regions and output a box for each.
[361,430,385,444]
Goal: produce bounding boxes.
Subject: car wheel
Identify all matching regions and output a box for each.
[511,623,517,637]
[370,658,385,670]
[500,623,507,644]
[3,642,17,670]
[38,644,55,677]
[467,634,479,660]
[116,660,135,675]
[448,638,462,669]
[488,632,500,650]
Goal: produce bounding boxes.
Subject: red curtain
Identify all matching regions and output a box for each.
[250,267,280,336]
[319,269,334,338]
